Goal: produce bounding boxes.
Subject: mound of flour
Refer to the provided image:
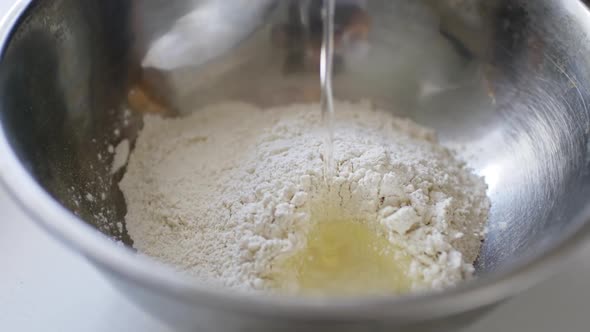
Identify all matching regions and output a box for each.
[120,101,489,292]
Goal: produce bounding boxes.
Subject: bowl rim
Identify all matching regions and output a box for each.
[2,0,590,322]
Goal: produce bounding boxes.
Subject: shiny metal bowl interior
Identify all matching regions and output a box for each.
[1,0,590,330]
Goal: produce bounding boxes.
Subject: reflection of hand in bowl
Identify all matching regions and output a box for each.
[127,84,171,116]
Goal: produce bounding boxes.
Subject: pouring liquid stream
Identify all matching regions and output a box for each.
[321,0,336,181]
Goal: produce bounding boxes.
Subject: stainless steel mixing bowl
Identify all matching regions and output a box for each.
[1,0,590,331]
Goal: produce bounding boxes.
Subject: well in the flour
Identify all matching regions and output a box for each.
[120,101,490,295]
[270,211,414,295]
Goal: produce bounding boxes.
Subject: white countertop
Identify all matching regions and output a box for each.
[2,187,590,332]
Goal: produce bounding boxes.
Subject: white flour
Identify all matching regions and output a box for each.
[120,101,489,292]
[110,139,130,174]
